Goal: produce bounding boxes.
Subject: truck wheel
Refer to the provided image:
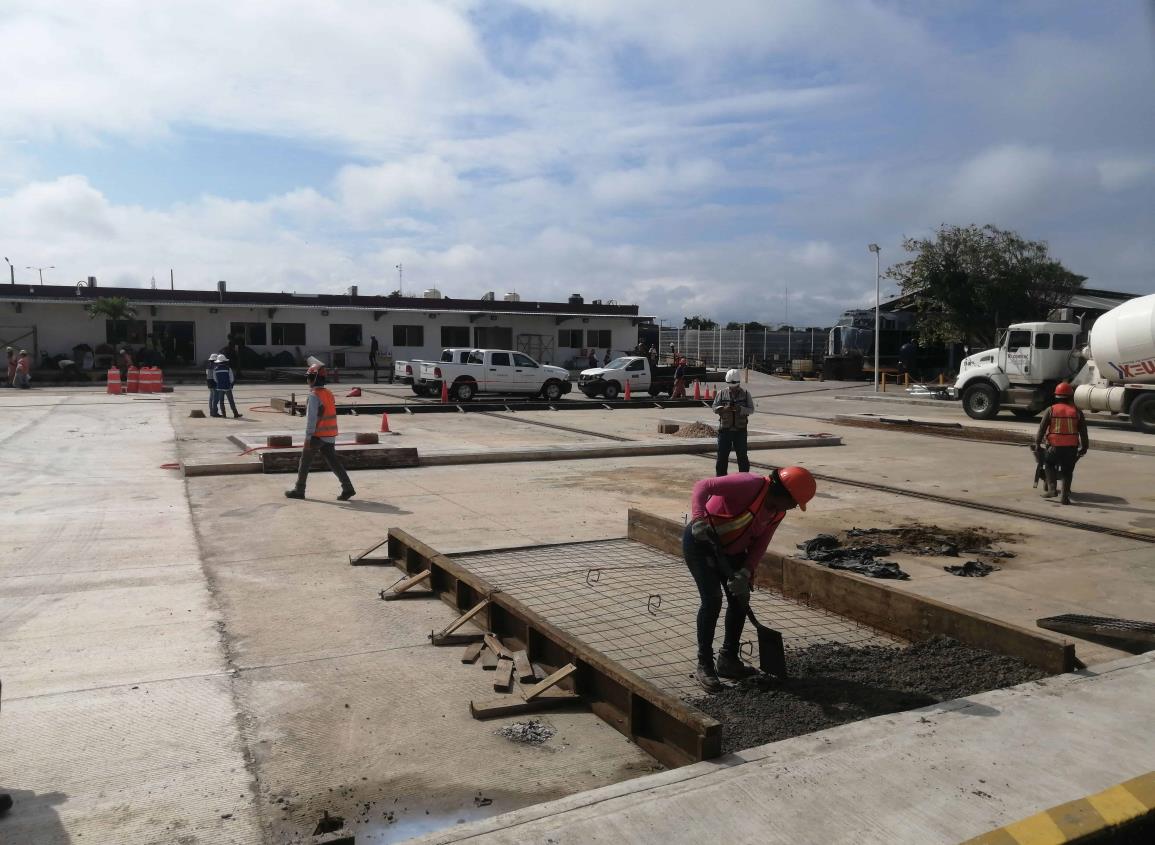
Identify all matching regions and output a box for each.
[962,383,999,420]
[603,382,620,400]
[411,385,427,397]
[453,381,476,402]
[542,381,563,401]
[1129,393,1155,434]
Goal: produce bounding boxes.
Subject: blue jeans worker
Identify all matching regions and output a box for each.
[206,354,220,415]
[712,369,755,476]
[285,364,355,501]
[685,467,816,692]
[212,355,242,419]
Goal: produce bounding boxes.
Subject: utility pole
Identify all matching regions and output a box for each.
[27,265,54,285]
[868,244,882,391]
[395,263,403,294]
[4,257,13,285]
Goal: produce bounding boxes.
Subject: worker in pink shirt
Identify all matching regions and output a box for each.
[685,466,816,692]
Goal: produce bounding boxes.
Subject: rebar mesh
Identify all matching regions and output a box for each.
[453,539,901,699]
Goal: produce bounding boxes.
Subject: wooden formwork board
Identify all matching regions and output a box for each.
[386,528,722,767]
[626,509,1076,674]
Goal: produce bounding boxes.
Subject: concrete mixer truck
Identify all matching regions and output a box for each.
[949,292,1155,434]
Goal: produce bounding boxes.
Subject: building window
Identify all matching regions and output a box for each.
[392,325,424,347]
[1053,334,1075,351]
[330,324,364,346]
[106,319,149,345]
[271,322,306,345]
[230,322,267,346]
[440,326,470,347]
[587,329,612,349]
[558,329,583,348]
[474,326,512,349]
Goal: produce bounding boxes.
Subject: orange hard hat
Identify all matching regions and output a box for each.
[777,466,816,511]
[1055,382,1073,399]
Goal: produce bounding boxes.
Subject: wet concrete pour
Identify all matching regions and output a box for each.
[695,637,1047,755]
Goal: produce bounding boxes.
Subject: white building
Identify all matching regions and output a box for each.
[0,281,650,371]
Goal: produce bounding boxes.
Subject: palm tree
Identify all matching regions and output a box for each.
[85,296,137,345]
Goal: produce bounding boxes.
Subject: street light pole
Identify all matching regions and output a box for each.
[3,257,13,285]
[868,244,881,391]
[27,265,54,285]
[395,263,403,293]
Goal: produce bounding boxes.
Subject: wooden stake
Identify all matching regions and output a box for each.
[469,691,581,720]
[494,658,515,692]
[512,650,535,683]
[483,633,512,659]
[381,569,432,600]
[460,642,484,664]
[523,663,577,701]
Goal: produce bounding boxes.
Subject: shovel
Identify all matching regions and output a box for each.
[1030,444,1046,489]
[745,605,788,679]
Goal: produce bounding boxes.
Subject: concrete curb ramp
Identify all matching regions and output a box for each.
[961,771,1155,845]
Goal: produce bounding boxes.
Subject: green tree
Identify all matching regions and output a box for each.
[683,315,718,330]
[724,321,767,331]
[887,224,1085,347]
[85,296,137,344]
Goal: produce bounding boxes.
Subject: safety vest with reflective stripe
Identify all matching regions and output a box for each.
[708,478,773,549]
[1047,402,1079,447]
[313,387,339,439]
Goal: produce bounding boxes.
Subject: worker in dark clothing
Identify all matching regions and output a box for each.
[212,355,242,418]
[369,335,380,383]
[671,357,687,398]
[898,340,917,379]
[684,467,817,691]
[712,369,755,475]
[1034,382,1089,505]
[286,363,356,501]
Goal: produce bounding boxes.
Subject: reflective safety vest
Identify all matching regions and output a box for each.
[708,478,774,550]
[1047,402,1079,447]
[313,387,339,439]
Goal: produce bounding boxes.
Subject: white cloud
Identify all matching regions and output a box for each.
[1097,157,1155,192]
[336,156,463,219]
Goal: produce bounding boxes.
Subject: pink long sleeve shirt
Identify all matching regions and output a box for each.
[691,472,786,574]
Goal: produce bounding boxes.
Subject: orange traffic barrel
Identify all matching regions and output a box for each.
[106,367,122,394]
[126,366,140,393]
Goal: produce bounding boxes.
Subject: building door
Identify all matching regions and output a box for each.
[152,321,197,366]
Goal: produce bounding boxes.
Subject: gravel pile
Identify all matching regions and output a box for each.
[694,637,1047,754]
[672,422,717,438]
[496,719,556,745]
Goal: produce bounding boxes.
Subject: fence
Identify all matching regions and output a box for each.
[658,327,826,373]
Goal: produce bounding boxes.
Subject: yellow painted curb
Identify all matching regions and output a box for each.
[960,772,1155,844]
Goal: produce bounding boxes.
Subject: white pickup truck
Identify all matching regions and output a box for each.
[418,349,573,401]
[396,348,472,395]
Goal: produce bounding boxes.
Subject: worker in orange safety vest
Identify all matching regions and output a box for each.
[285,364,356,501]
[1034,382,1089,505]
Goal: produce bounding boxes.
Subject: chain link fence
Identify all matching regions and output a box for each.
[659,327,826,374]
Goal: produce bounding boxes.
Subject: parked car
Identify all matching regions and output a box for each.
[418,349,572,401]
[578,356,718,399]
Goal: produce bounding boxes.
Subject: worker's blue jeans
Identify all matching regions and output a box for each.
[683,524,748,664]
[213,388,239,417]
[716,427,749,476]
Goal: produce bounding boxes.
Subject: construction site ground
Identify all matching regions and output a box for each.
[2,372,1153,844]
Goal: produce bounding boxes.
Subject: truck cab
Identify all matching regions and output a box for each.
[952,322,1082,419]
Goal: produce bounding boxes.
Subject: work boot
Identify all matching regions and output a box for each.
[694,660,725,693]
[337,487,357,501]
[233,413,243,419]
[716,651,759,680]
[1042,468,1057,498]
[284,489,305,499]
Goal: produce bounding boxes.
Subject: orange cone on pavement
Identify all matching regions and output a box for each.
[624,379,631,400]
[380,413,390,433]
[693,380,701,400]
[440,380,449,403]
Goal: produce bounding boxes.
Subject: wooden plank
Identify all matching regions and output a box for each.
[483,633,512,659]
[461,642,484,664]
[481,648,499,670]
[470,691,582,720]
[349,536,390,566]
[512,650,536,683]
[431,632,485,647]
[494,657,515,692]
[523,663,577,701]
[435,598,490,638]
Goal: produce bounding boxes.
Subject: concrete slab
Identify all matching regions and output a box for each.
[403,655,1155,845]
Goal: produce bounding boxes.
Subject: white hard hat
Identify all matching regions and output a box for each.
[216,355,229,363]
[725,368,741,383]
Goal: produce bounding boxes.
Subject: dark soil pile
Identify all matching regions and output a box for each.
[694,637,1046,754]
[843,523,1016,560]
[672,422,717,438]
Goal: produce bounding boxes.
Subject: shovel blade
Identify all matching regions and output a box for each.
[754,624,788,678]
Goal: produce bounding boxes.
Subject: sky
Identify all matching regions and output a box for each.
[2,1,1154,328]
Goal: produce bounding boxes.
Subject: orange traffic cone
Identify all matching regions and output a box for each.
[380,413,390,433]
[624,379,631,401]
[707,385,714,401]
[440,380,449,403]
[693,380,701,400]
